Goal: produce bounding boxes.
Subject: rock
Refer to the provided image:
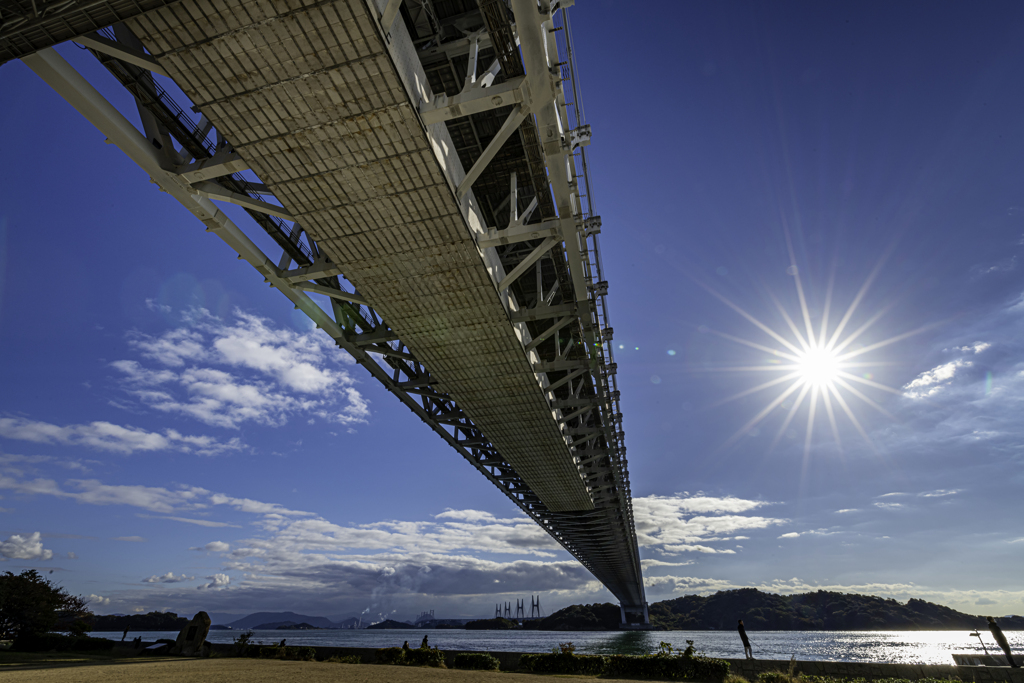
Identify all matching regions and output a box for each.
[172,611,211,656]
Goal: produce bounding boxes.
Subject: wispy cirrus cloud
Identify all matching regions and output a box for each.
[0,417,242,456]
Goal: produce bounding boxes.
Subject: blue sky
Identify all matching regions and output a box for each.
[1,0,1023,621]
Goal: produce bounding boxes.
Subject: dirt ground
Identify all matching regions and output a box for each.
[0,656,646,682]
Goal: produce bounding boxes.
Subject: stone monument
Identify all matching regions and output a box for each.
[172,611,211,656]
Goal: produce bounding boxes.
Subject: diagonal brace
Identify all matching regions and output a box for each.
[497,236,558,292]
[457,105,528,198]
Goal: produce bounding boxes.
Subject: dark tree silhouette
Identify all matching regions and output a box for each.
[0,570,89,639]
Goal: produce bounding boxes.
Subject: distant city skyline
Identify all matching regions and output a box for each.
[2,0,1023,620]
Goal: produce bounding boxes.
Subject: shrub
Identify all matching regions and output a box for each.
[326,654,361,664]
[13,634,114,653]
[520,652,607,676]
[604,652,730,682]
[292,646,316,661]
[375,647,405,665]
[259,645,286,659]
[453,652,500,670]
[404,647,446,668]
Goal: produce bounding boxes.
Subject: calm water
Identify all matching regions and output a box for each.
[93,629,1023,665]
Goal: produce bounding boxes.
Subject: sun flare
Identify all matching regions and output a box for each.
[694,249,925,456]
[796,346,842,389]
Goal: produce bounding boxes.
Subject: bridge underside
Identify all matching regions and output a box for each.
[15,0,648,615]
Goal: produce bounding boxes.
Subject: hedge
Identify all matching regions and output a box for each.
[607,653,731,681]
[453,652,501,670]
[13,634,115,653]
[520,652,608,676]
[519,650,730,681]
[326,654,362,664]
[375,646,446,668]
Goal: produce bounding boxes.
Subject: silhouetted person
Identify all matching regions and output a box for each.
[402,641,410,651]
[988,617,1018,668]
[738,619,753,659]
[420,635,429,649]
[121,626,129,642]
[279,638,286,647]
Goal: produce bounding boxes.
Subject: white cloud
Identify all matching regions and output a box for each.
[116,309,366,429]
[661,544,736,554]
[0,532,53,560]
[632,494,785,553]
[143,572,194,584]
[0,476,210,514]
[778,532,801,539]
[88,594,111,606]
[918,489,961,498]
[198,573,230,590]
[161,516,241,528]
[903,359,971,398]
[113,536,147,542]
[956,342,991,354]
[192,541,230,553]
[874,502,903,509]
[0,417,242,456]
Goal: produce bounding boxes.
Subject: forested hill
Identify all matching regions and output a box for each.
[539,589,1024,631]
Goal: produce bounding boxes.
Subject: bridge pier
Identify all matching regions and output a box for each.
[619,602,652,629]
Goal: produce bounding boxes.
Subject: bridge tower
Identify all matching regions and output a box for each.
[494,604,501,619]
[515,599,524,620]
[503,602,511,619]
[530,595,542,619]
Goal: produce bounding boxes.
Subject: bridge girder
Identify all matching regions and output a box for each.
[20,0,647,619]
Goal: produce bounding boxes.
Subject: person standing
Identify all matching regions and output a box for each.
[121,626,129,642]
[738,619,753,660]
[988,616,1019,668]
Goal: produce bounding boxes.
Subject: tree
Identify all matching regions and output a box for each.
[0,570,90,639]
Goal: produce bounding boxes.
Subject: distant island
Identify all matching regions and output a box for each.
[253,621,321,630]
[537,589,1024,631]
[366,619,415,629]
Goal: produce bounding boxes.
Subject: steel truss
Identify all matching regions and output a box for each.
[21,0,646,621]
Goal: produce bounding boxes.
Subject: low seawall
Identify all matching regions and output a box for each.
[206,642,1024,680]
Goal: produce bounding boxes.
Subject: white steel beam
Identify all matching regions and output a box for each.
[380,0,402,33]
[477,220,560,248]
[456,104,528,198]
[291,282,369,306]
[75,32,169,77]
[176,149,249,182]
[497,236,558,292]
[420,76,525,125]
[191,181,294,221]
[281,262,346,282]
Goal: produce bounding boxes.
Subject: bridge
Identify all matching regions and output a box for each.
[1,0,648,623]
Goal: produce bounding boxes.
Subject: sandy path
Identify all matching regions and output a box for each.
[0,657,638,682]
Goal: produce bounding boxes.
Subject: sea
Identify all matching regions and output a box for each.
[91,629,1023,665]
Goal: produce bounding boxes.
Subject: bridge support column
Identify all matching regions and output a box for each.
[619,602,651,628]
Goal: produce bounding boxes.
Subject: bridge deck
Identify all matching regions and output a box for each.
[127,0,591,511]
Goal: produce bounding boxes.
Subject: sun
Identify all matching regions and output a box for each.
[693,247,925,456]
[796,346,842,389]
